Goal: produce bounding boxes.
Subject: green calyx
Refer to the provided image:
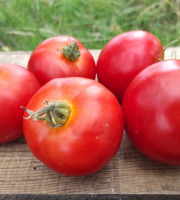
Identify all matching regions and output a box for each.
[62,41,80,61]
[21,100,71,128]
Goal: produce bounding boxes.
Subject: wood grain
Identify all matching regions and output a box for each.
[0,194,180,200]
[0,49,180,198]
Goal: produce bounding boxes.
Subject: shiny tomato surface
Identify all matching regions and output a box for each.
[97,30,163,102]
[122,60,180,166]
[28,36,96,85]
[23,77,123,176]
[0,63,40,143]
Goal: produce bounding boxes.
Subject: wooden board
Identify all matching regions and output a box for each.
[0,49,180,199]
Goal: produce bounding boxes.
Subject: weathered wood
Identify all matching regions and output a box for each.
[0,50,179,198]
[0,47,179,66]
[0,194,180,200]
[0,50,101,67]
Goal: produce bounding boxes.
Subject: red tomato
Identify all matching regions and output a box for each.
[97,30,164,102]
[28,36,96,85]
[0,63,41,143]
[22,77,123,176]
[122,60,180,166]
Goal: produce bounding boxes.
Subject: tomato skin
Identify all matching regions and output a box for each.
[122,60,180,166]
[28,36,96,85]
[23,77,123,176]
[0,63,41,143]
[97,30,163,102]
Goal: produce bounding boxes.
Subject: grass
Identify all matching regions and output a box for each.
[0,0,180,51]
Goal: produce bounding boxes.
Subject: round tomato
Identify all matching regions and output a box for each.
[28,36,96,85]
[97,30,164,102]
[122,60,180,166]
[22,77,123,176]
[0,63,41,143]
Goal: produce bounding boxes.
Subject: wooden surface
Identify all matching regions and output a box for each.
[0,49,180,199]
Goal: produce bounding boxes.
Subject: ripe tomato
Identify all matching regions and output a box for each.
[22,77,123,176]
[97,30,164,102]
[28,36,96,85]
[122,60,180,166]
[0,63,41,143]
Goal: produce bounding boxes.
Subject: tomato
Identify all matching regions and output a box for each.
[97,30,164,102]
[22,77,123,176]
[0,63,41,143]
[122,60,180,166]
[27,36,96,85]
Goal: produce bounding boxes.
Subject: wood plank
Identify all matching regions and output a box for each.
[0,47,179,66]
[0,194,180,200]
[0,49,179,198]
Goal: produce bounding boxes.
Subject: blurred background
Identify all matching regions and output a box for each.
[0,0,179,51]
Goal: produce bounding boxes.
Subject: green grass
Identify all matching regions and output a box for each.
[0,0,180,51]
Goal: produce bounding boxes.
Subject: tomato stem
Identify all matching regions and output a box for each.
[60,41,80,61]
[21,100,71,128]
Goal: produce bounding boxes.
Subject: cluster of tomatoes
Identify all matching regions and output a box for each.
[0,30,179,176]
